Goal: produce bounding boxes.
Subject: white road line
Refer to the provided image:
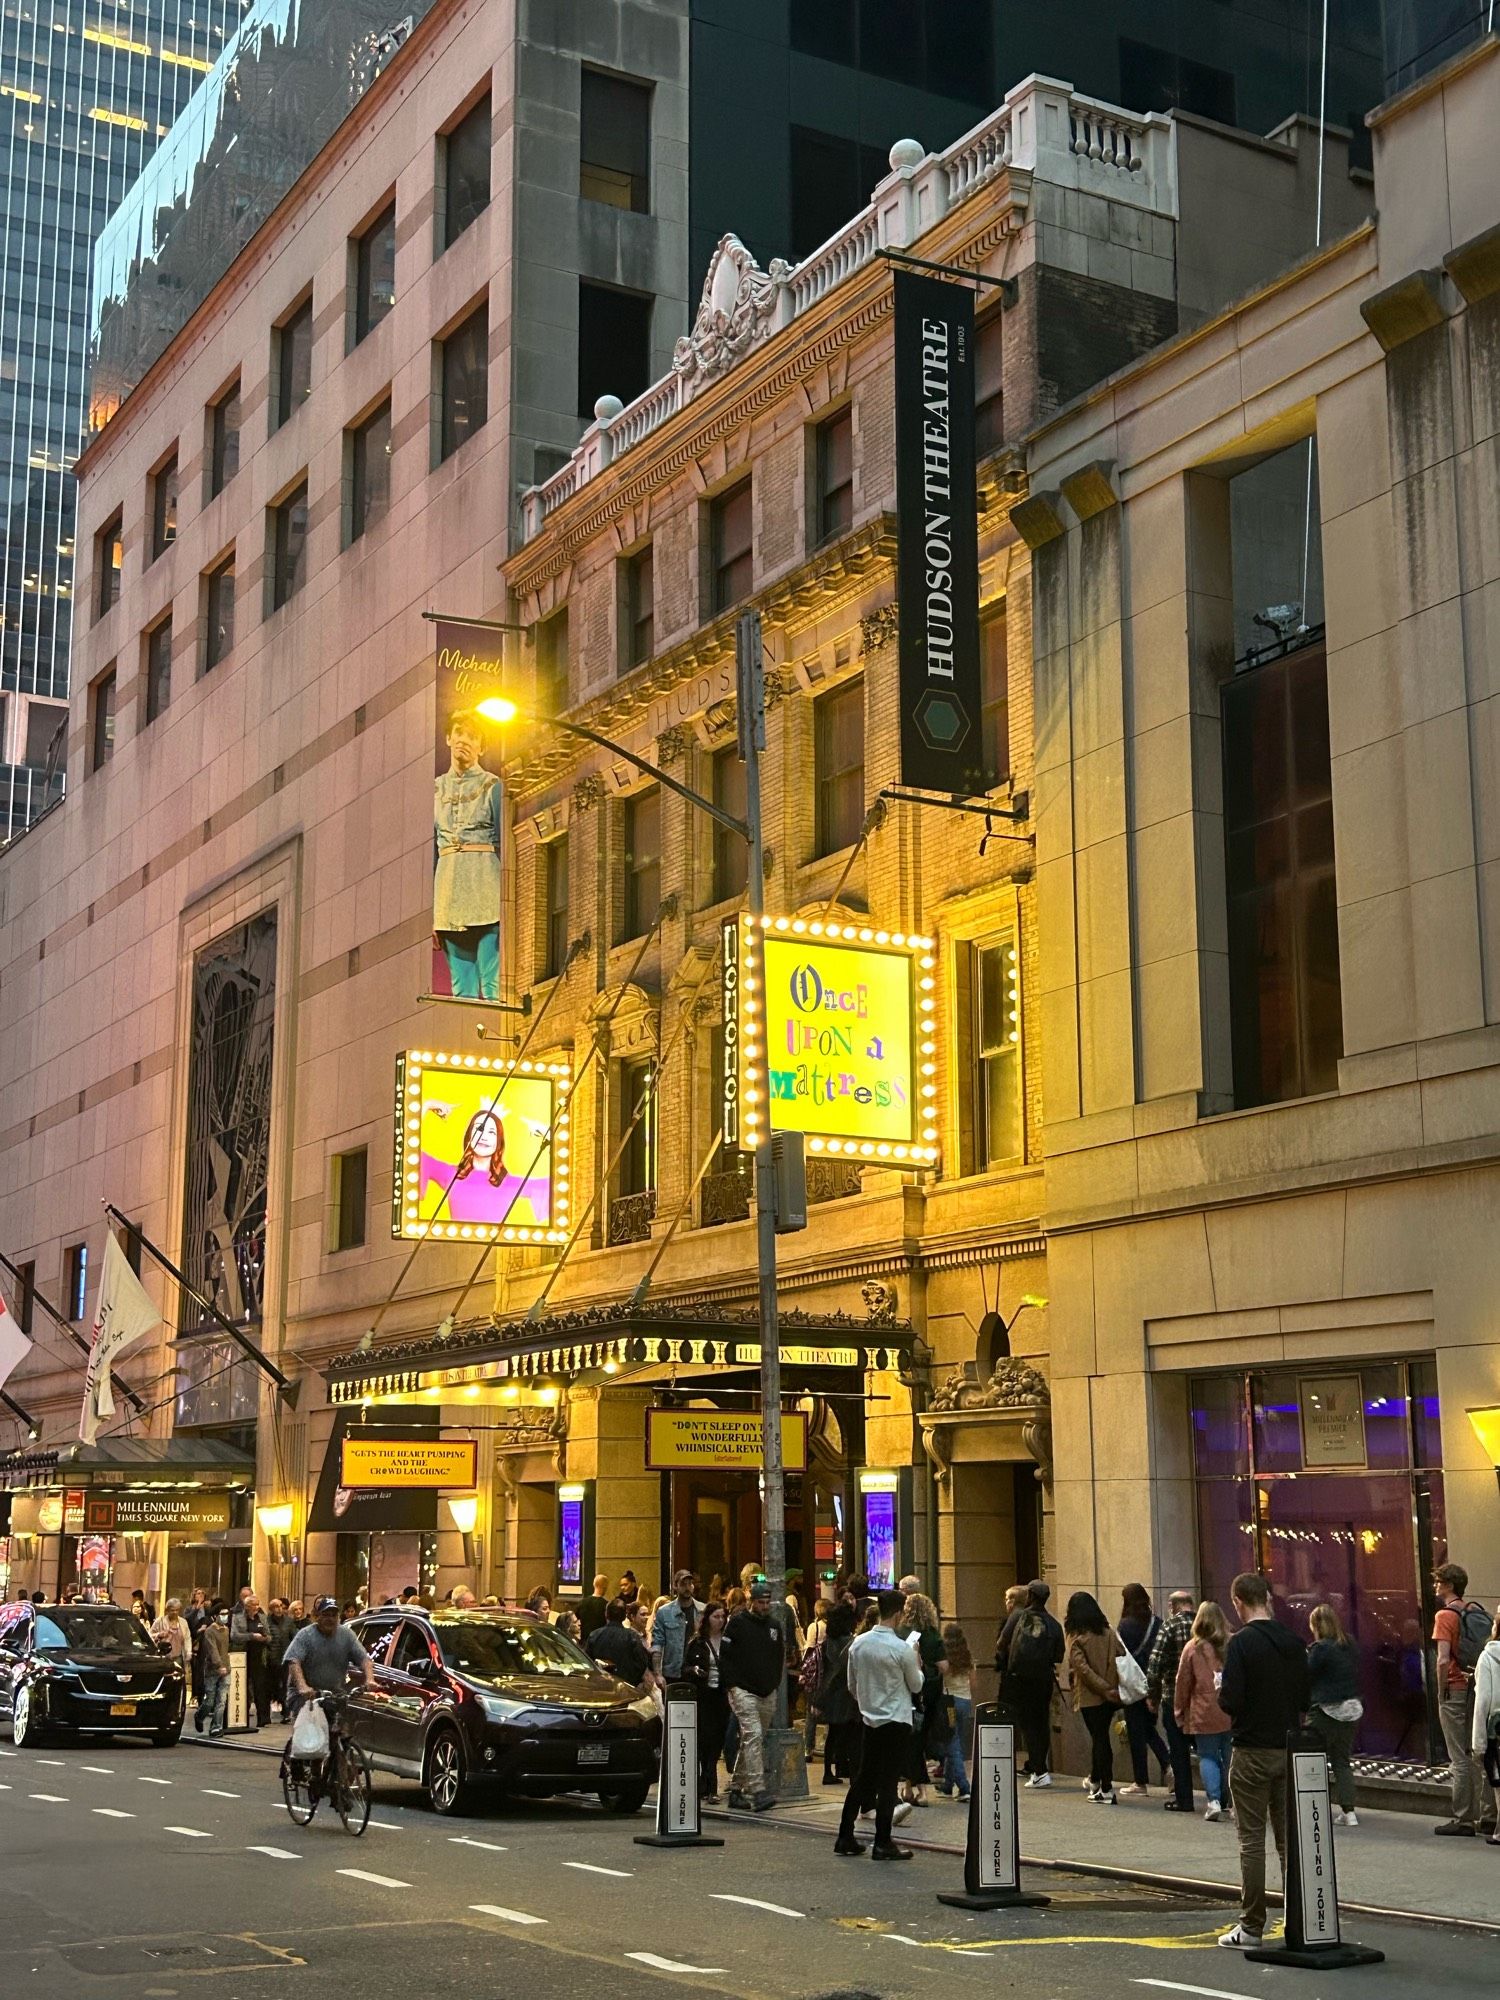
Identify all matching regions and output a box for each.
[35,1758,67,1766]
[0,1748,16,1756]
[28,1794,68,1803]
[1135,1984,1257,2000]
[200,1788,240,1798]
[368,1820,404,1830]
[469,1905,547,1926]
[0,1782,10,1791]
[163,1826,213,1838]
[711,1893,805,1918]
[93,1808,135,1819]
[81,1765,114,1774]
[137,1775,173,1786]
[563,1861,633,1878]
[881,1934,924,1947]
[627,1954,728,1975]
[338,1870,410,1890]
[248,1846,300,1860]
[449,1836,507,1852]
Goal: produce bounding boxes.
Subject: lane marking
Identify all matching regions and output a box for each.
[564,1861,633,1878]
[28,1793,68,1802]
[81,1765,114,1774]
[470,1905,547,1926]
[93,1808,135,1819]
[35,1758,67,1766]
[368,1820,404,1830]
[248,1846,300,1860]
[711,1892,804,1919]
[164,1826,213,1838]
[449,1835,507,1852]
[137,1775,173,1786]
[0,1748,16,1756]
[0,1782,10,1790]
[1135,1984,1258,2000]
[628,1954,728,1975]
[881,1935,925,1948]
[339,1869,410,1890]
[201,1788,240,1799]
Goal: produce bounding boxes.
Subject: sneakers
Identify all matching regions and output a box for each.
[1092,1788,1117,1806]
[1219,1924,1262,1950]
[1204,1800,1223,1822]
[1124,1783,1149,1797]
[1024,1772,1052,1789]
[1333,1808,1359,1828]
[1434,1820,1476,1836]
[892,1800,914,1826]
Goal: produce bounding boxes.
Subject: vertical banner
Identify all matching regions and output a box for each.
[893,269,983,795]
[432,623,509,1003]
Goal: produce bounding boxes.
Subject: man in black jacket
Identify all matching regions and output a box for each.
[724,1578,784,1812]
[999,1580,1064,1784]
[1217,1571,1310,1950]
[577,1573,611,1641]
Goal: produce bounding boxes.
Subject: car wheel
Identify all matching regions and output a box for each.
[426,1729,470,1816]
[600,1784,649,1815]
[153,1721,183,1748]
[11,1685,43,1748]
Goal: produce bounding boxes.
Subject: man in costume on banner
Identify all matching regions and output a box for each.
[433,706,502,1000]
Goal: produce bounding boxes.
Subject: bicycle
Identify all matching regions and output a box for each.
[279,1691,371,1837]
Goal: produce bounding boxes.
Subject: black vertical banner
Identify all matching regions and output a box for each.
[893,270,983,794]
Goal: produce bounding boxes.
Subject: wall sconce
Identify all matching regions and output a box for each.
[1467,1407,1500,1498]
[447,1492,480,1569]
[256,1502,295,1566]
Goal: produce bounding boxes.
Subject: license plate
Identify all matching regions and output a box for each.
[109,1702,136,1716]
[577,1742,609,1766]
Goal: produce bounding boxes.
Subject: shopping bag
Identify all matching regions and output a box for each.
[291,1700,330,1760]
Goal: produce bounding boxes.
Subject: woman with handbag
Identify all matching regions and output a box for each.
[683,1601,731,1802]
[1065,1590,1122,1804]
[1118,1583,1171,1796]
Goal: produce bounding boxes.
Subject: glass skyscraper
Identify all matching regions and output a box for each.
[0,1,245,839]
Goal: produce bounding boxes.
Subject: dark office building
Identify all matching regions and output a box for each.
[688,0,1387,277]
[1384,1,1494,92]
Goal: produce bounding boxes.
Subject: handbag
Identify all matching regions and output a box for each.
[1115,1648,1149,1704]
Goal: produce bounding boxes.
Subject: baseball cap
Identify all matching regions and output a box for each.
[749,1576,772,1600]
[313,1595,340,1615]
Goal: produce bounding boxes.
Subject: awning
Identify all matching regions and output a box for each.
[0,1437,258,1492]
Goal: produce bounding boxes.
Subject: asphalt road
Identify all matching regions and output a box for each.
[0,1733,1492,2000]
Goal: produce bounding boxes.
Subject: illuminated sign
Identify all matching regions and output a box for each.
[393,1051,569,1243]
[82,1491,231,1535]
[339,1436,479,1490]
[723,917,938,1164]
[645,1409,808,1470]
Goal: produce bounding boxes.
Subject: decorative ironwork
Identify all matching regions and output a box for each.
[174,1333,261,1429]
[608,1190,656,1246]
[182,911,276,1338]
[700,1167,751,1228]
[807,1158,863,1205]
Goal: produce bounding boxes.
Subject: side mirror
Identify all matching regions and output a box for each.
[413,1656,444,1682]
[157,1639,174,1656]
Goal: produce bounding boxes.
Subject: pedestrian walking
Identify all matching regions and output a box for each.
[994,1582,1028,1665]
[1000,1579,1064,1785]
[185,1587,210,1711]
[1216,1571,1310,1950]
[230,1591,272,1728]
[898,1591,945,1805]
[936,1622,973,1800]
[1431,1561,1497,1837]
[1118,1584,1171,1796]
[1147,1588,1197,1811]
[578,1573,611,1640]
[1064,1590,1121,1805]
[724,1577,784,1811]
[197,1600,230,1736]
[683,1600,731,1801]
[834,1588,923,1859]
[815,1598,860,1785]
[650,1570,705,1683]
[800,1596,831,1761]
[1174,1600,1233,1821]
[265,1597,298,1719]
[1306,1602,1363,1828]
[1471,1606,1500,1845]
[150,1598,191,1670]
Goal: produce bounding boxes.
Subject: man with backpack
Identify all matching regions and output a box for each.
[998,1579,1064,1785]
[1431,1561,1497,1837]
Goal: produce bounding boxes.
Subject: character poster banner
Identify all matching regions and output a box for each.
[392,1051,570,1243]
[432,621,511,1003]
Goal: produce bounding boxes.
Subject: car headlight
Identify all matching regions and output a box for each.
[480,1694,525,1724]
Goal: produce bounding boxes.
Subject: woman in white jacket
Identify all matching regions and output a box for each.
[1472,1610,1500,1847]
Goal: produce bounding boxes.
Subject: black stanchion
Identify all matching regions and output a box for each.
[634,1682,724,1849]
[1244,1734,1383,1969]
[936,1702,1050,1910]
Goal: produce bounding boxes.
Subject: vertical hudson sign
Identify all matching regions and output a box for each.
[893,269,983,794]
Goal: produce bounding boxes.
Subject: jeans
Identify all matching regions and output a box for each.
[1306,1706,1358,1813]
[1011,1678,1054,1774]
[1195,1729,1231,1807]
[1081,1703,1116,1794]
[1125,1697,1170,1785]
[199,1671,228,1736]
[1161,1707,1194,1807]
[838,1719,912,1847]
[441,924,500,1000]
[1439,1686,1497,1828]
[1229,1743,1287,1937]
[728,1687,778,1797]
[940,1695,973,1795]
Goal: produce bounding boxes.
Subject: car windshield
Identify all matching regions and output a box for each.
[434,1618,600,1680]
[34,1609,155,1655]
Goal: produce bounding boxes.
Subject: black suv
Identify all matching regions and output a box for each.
[0,1601,187,1747]
[343,1607,658,1816]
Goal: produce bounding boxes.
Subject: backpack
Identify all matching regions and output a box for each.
[1006,1610,1056,1684]
[798,1640,824,1697]
[1454,1601,1491,1676]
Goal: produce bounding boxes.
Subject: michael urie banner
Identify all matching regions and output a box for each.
[433,622,508,1002]
[893,269,983,795]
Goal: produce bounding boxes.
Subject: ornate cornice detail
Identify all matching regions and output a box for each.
[655,724,691,767]
[673,235,795,394]
[929,1355,1050,1414]
[570,772,606,816]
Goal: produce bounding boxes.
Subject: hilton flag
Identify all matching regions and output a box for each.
[79,1232,159,1444]
[893,268,984,794]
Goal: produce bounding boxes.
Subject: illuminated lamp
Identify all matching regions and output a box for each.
[447,1491,481,1569]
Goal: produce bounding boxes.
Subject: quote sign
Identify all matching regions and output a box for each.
[340,1436,479,1490]
[645,1409,807,1471]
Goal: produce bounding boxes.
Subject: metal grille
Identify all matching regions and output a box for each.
[181,910,276,1334]
[700,1167,751,1228]
[807,1159,863,1204]
[608,1191,656,1246]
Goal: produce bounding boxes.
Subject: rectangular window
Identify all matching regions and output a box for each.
[1223,640,1342,1108]
[24,702,65,769]
[815,406,853,545]
[578,280,652,421]
[814,679,864,856]
[974,310,1005,457]
[438,302,488,463]
[90,668,116,771]
[95,513,123,618]
[15,1260,35,1337]
[349,399,393,541]
[616,1055,657,1196]
[270,481,309,610]
[149,453,179,560]
[625,544,654,669]
[352,201,396,344]
[543,836,569,978]
[535,606,568,714]
[955,935,1022,1173]
[329,1147,368,1253]
[580,67,651,212]
[622,787,661,940]
[64,1242,88,1322]
[711,477,753,614]
[209,381,240,497]
[274,297,313,429]
[980,606,1009,788]
[712,746,748,903]
[441,93,491,248]
[203,554,235,674]
[144,617,172,724]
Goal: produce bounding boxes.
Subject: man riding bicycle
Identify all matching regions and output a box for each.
[280,1599,381,1829]
[284,1599,376,1755]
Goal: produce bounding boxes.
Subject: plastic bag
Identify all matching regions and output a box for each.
[291,1700,330,1760]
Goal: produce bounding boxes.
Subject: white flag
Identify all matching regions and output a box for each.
[79,1233,159,1443]
[0,1295,31,1393]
